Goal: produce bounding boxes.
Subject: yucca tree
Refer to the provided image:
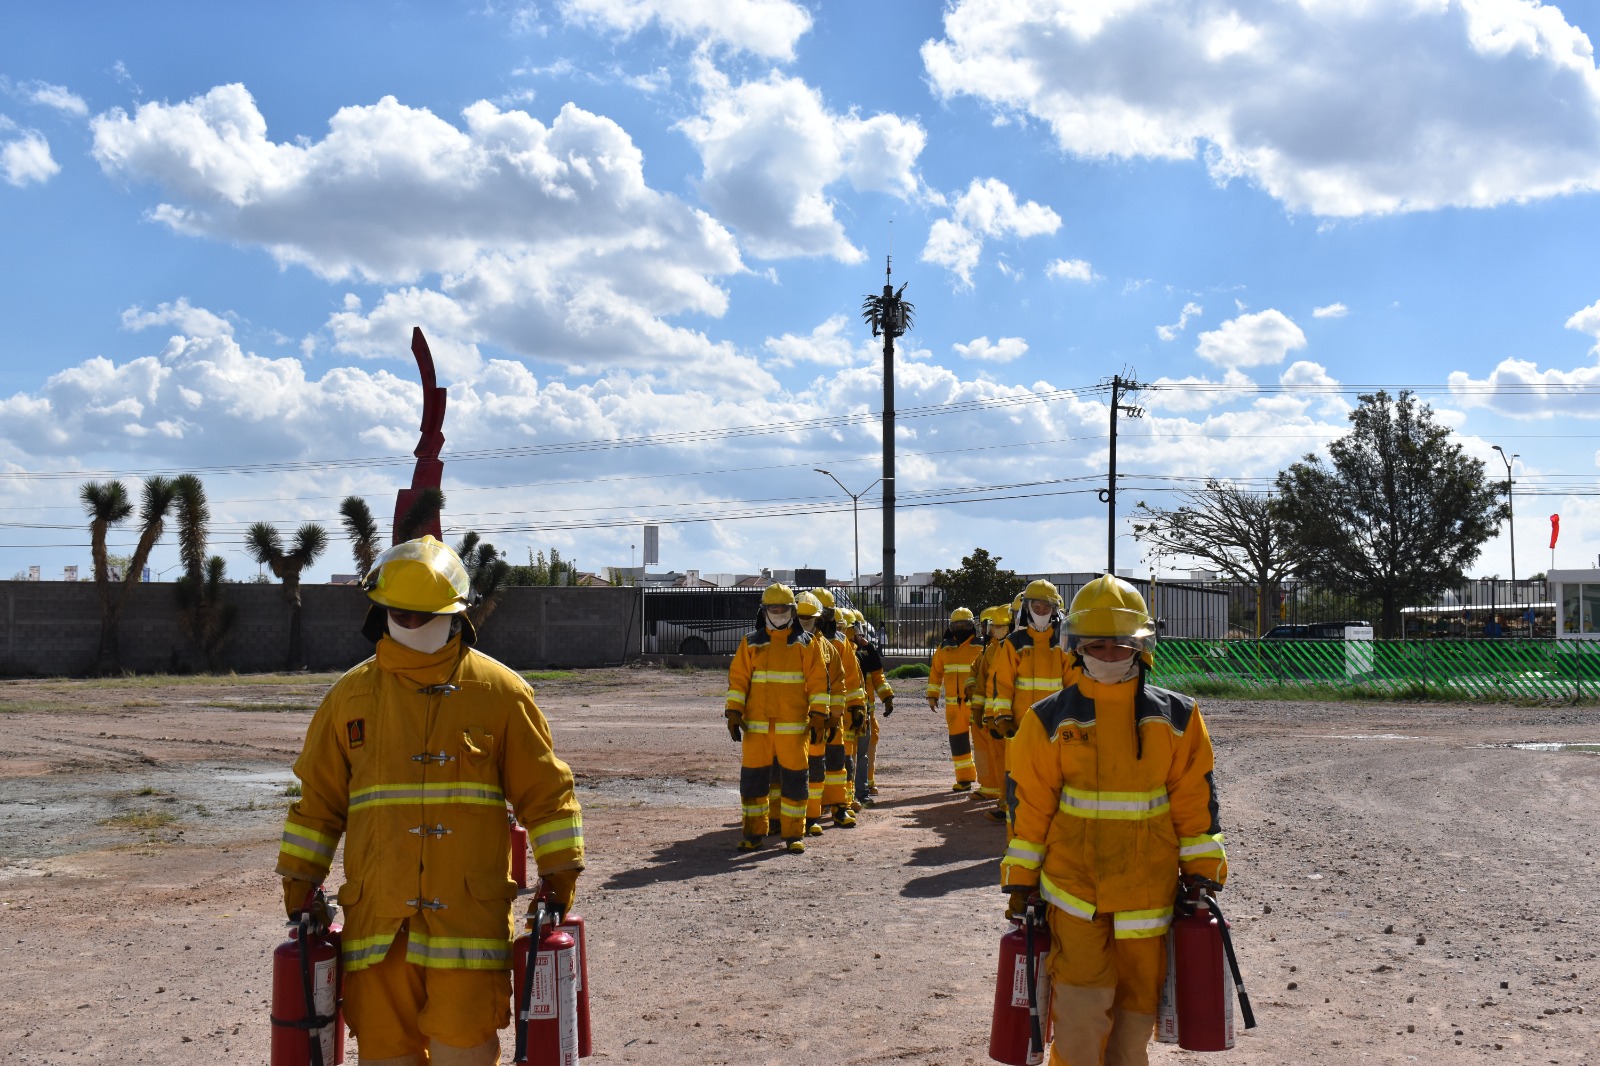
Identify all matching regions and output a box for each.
[246,521,329,669]
[455,531,510,629]
[395,488,445,544]
[80,476,176,673]
[339,495,382,578]
[172,475,234,668]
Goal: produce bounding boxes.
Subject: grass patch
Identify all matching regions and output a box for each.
[521,670,575,682]
[135,785,159,797]
[1170,675,1523,704]
[100,808,179,831]
[283,782,302,799]
[210,700,317,712]
[887,663,930,679]
[122,700,162,709]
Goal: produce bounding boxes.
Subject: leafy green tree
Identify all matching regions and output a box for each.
[505,547,581,587]
[930,548,1022,619]
[1275,390,1506,637]
[246,521,329,669]
[1133,480,1306,637]
[339,495,383,578]
[80,476,177,673]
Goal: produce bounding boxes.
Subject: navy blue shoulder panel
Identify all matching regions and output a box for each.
[792,630,812,646]
[747,629,769,647]
[1136,684,1196,733]
[1030,685,1096,735]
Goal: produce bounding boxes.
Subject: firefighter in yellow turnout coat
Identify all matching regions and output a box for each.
[812,588,865,825]
[277,537,583,1066]
[794,592,839,835]
[1001,576,1227,1066]
[726,584,830,852]
[967,606,1012,820]
[990,580,1072,740]
[927,607,982,791]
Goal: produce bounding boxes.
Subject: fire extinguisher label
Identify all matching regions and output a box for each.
[313,955,339,1063]
[1220,945,1237,1047]
[529,952,558,1016]
[1009,953,1030,1008]
[557,922,584,993]
[1156,930,1180,1044]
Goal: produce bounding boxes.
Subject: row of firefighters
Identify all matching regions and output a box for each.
[270,534,1233,1066]
[725,576,1235,1064]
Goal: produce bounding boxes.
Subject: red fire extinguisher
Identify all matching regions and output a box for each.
[1158,878,1256,1051]
[270,887,344,1066]
[512,902,579,1066]
[988,896,1051,1065]
[510,808,530,889]
[553,908,592,1058]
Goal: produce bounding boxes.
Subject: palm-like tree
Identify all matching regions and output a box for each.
[246,521,329,669]
[339,495,382,578]
[455,531,510,629]
[395,488,445,544]
[172,475,234,668]
[80,476,176,673]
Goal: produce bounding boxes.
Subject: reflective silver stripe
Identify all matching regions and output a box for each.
[342,935,398,971]
[1016,678,1063,691]
[752,671,804,683]
[1003,838,1044,869]
[1113,907,1173,939]
[773,722,809,734]
[350,783,505,809]
[743,720,770,733]
[1039,873,1095,921]
[280,826,336,861]
[1180,833,1227,858]
[1058,786,1170,820]
[726,689,747,705]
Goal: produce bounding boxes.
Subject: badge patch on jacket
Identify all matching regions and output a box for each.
[347,718,366,748]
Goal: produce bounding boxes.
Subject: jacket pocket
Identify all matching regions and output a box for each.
[461,727,497,763]
[468,872,521,901]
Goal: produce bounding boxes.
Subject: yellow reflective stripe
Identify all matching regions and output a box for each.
[1058,786,1170,821]
[741,801,766,816]
[773,721,809,734]
[350,782,506,809]
[779,798,807,817]
[280,820,337,863]
[1003,837,1044,869]
[726,689,747,705]
[847,686,866,702]
[342,933,399,973]
[823,770,847,785]
[952,754,975,771]
[989,697,1013,712]
[752,670,804,683]
[743,720,770,733]
[971,696,985,710]
[808,693,831,709]
[946,664,972,673]
[1113,907,1173,939]
[1179,832,1227,859]
[925,684,940,697]
[406,932,512,970]
[875,682,894,698]
[1039,872,1096,921]
[530,814,583,858]
[1016,677,1063,691]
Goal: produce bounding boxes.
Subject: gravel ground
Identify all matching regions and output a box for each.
[0,664,1595,1064]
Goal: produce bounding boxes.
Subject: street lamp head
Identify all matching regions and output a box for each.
[1492,444,1504,454]
[814,468,831,476]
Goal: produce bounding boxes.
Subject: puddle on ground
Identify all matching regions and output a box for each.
[1313,734,1421,741]
[0,767,735,869]
[1484,742,1600,754]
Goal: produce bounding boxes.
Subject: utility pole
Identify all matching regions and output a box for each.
[1103,374,1144,575]
[862,257,914,648]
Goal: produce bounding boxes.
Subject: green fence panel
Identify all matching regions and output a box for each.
[1149,638,1600,702]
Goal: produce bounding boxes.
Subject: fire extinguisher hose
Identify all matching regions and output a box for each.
[297,913,328,1066]
[1202,892,1256,1031]
[513,902,544,1064]
[1023,900,1045,1056]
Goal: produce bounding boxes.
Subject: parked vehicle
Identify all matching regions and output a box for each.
[1262,620,1372,640]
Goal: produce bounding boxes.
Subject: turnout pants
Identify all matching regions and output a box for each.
[970,707,1007,806]
[345,923,509,1062]
[944,699,977,784]
[741,721,808,839]
[1044,910,1164,1066]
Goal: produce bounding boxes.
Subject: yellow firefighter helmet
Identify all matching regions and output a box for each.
[362,536,472,615]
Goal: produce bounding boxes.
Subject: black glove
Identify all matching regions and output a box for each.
[849,708,865,731]
[991,713,1016,739]
[726,709,743,742]
[809,711,827,744]
[881,697,894,718]
[1006,889,1032,919]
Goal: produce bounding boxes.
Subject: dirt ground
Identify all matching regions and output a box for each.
[0,663,1596,1065]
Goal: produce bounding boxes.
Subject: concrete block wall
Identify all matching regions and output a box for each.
[0,581,642,677]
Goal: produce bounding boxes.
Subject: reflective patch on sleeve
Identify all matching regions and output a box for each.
[530,814,583,859]
[279,819,338,864]
[1179,832,1227,860]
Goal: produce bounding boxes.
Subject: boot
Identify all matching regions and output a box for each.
[1048,984,1115,1066]
[1104,1010,1156,1066]
[429,1036,500,1065]
[805,818,824,836]
[784,838,806,853]
[832,805,857,828]
[736,835,762,851]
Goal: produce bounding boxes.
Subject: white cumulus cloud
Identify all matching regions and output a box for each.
[764,315,864,368]
[26,81,88,117]
[921,177,1060,287]
[560,0,813,60]
[121,297,235,339]
[1195,309,1306,368]
[680,60,925,262]
[1,120,59,186]
[1313,302,1349,319]
[953,335,1029,363]
[923,0,1600,217]
[1046,257,1097,283]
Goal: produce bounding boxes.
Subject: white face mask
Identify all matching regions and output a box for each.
[766,606,793,629]
[1028,609,1054,632]
[388,613,455,654]
[1080,651,1141,684]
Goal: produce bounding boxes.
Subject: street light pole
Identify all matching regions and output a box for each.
[814,469,886,584]
[1492,444,1518,587]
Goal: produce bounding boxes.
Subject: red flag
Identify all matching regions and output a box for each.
[1550,514,1561,549]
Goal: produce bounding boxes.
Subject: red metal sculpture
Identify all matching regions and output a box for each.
[392,327,446,544]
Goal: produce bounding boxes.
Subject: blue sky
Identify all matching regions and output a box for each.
[6,0,1600,588]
